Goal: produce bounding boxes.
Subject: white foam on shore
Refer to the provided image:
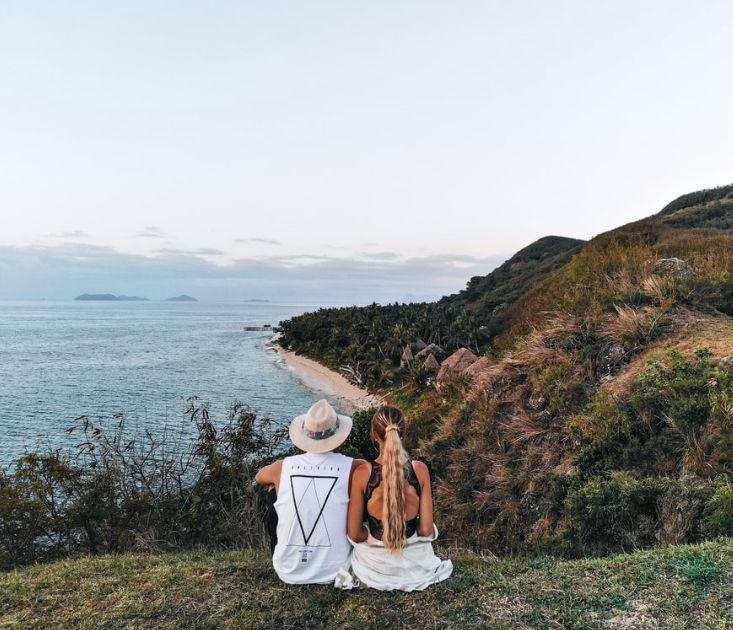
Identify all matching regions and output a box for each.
[264,336,383,414]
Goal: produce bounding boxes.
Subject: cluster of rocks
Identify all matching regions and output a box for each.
[401,340,490,389]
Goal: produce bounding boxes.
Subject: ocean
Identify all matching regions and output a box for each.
[0,301,324,467]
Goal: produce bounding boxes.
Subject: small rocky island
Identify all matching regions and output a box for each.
[74,293,149,301]
[165,295,198,302]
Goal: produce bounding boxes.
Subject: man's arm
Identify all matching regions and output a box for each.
[255,460,283,493]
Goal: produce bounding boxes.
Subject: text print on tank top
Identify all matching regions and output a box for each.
[273,452,352,583]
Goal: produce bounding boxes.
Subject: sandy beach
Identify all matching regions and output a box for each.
[266,338,383,414]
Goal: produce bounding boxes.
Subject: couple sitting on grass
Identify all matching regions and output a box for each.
[256,399,453,591]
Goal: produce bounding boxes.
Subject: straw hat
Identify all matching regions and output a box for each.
[289,399,353,453]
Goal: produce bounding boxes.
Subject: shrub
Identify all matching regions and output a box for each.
[704,476,733,536]
[563,473,708,555]
[339,408,378,461]
[0,399,287,569]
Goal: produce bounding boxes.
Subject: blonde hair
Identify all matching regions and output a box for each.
[372,406,409,552]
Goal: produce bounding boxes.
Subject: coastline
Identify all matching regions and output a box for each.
[265,337,383,414]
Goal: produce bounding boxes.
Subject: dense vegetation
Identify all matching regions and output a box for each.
[5,184,733,574]
[424,206,733,555]
[4,539,733,627]
[0,395,379,570]
[655,182,733,230]
[278,235,584,387]
[282,184,733,558]
[0,400,286,569]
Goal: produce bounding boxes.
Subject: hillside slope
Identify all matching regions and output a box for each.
[439,235,584,311]
[655,183,733,231]
[276,184,733,557]
[2,540,732,628]
[424,189,733,554]
[278,235,584,386]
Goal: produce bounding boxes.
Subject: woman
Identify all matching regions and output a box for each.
[336,406,452,591]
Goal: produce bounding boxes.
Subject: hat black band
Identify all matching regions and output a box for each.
[302,417,340,440]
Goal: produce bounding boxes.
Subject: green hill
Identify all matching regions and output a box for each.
[439,235,585,312]
[277,183,733,557]
[277,235,585,387]
[654,183,733,231]
[2,540,732,628]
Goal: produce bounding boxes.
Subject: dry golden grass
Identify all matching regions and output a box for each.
[604,311,733,399]
[422,212,733,552]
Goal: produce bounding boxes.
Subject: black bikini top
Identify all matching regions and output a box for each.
[364,459,422,538]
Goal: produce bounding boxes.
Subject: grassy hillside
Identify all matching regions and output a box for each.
[655,183,733,231]
[424,191,733,554]
[2,539,733,628]
[279,184,733,557]
[439,235,584,312]
[277,235,584,387]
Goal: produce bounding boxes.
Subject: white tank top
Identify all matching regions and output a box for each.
[272,452,353,584]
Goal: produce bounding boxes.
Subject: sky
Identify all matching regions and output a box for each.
[1,1,732,303]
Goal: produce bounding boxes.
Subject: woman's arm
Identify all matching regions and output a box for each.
[347,463,370,543]
[255,460,283,492]
[414,460,434,537]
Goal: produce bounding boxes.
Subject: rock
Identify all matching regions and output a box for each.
[652,257,692,279]
[437,348,478,389]
[415,343,443,361]
[400,344,414,368]
[463,356,492,377]
[411,339,428,354]
[423,353,441,372]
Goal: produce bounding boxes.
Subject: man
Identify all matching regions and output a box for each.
[256,399,365,585]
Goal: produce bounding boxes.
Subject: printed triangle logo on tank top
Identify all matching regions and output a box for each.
[286,474,338,547]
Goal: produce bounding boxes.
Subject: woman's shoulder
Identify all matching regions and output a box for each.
[411,459,430,482]
[352,460,373,485]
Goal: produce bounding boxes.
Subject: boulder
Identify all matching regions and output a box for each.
[437,347,478,389]
[463,355,492,377]
[423,353,441,372]
[415,343,443,362]
[400,344,414,368]
[411,339,428,354]
[652,257,692,279]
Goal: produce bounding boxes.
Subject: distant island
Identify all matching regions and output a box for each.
[74,293,149,301]
[165,295,198,302]
[245,298,270,303]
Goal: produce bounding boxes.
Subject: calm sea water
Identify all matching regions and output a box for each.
[0,301,324,467]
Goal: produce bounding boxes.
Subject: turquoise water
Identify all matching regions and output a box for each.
[0,301,323,466]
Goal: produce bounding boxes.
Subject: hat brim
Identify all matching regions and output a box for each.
[289,412,353,454]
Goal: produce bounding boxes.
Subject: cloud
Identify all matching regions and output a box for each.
[154,247,224,256]
[358,251,400,261]
[133,226,165,239]
[44,230,89,239]
[234,237,281,246]
[0,242,506,304]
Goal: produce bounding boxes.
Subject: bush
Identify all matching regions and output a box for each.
[563,473,709,555]
[0,399,286,570]
[704,476,733,536]
[339,408,378,461]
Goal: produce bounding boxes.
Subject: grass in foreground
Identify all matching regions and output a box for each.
[2,539,733,628]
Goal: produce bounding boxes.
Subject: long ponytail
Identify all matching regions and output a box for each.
[372,406,409,553]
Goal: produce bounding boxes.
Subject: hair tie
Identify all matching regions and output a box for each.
[385,424,400,433]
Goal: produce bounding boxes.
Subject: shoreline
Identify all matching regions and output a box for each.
[265,337,383,414]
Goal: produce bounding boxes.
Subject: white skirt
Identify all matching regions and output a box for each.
[334,525,453,592]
